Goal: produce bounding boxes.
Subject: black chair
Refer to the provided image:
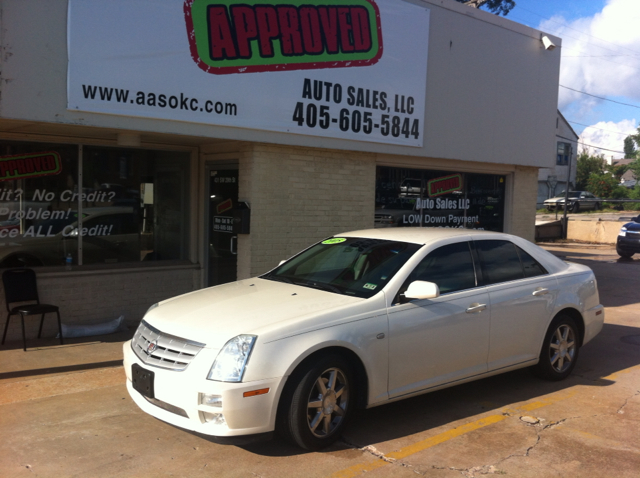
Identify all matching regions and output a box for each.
[2,268,63,351]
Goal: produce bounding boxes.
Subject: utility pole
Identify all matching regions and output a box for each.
[562,145,573,239]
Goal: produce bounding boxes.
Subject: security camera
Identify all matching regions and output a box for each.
[541,35,556,51]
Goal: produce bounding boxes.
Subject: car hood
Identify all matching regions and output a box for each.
[623,220,640,232]
[544,197,568,203]
[142,278,365,348]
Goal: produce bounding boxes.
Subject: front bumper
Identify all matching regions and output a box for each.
[617,234,640,254]
[123,340,286,437]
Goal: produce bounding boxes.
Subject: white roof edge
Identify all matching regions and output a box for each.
[407,0,562,44]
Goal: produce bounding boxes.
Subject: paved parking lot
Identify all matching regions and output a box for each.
[1,244,639,477]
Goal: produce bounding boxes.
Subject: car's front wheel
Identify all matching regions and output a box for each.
[279,354,354,450]
[532,315,580,381]
[571,202,580,213]
[616,246,634,259]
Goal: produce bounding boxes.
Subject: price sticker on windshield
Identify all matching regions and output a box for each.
[322,238,347,245]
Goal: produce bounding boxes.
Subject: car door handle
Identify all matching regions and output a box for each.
[466,303,487,314]
[532,288,549,296]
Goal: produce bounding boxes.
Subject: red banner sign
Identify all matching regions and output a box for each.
[427,174,462,198]
[0,152,62,182]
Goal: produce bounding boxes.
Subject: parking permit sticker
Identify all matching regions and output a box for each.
[363,283,378,290]
[322,238,347,245]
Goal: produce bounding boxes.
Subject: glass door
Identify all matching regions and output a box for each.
[207,166,239,287]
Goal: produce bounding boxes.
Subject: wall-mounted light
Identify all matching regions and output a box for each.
[541,35,556,51]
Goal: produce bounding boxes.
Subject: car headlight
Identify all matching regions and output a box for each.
[208,335,257,382]
[619,227,627,237]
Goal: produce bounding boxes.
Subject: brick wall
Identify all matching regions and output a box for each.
[510,165,538,242]
[239,143,376,278]
[1,266,199,343]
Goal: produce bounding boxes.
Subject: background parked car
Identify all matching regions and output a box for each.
[616,215,640,258]
[544,191,601,213]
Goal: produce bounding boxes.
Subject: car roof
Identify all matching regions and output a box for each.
[336,228,501,245]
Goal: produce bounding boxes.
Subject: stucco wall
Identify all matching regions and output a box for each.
[567,220,621,244]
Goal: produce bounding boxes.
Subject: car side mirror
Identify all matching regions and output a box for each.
[405,280,440,300]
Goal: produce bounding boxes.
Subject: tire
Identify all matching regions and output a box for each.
[571,202,580,213]
[616,246,634,259]
[594,202,601,211]
[278,354,354,450]
[531,315,580,381]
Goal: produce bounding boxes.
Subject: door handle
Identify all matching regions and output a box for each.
[230,236,237,255]
[532,288,549,296]
[466,303,487,314]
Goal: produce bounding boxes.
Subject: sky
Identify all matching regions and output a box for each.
[500,0,640,160]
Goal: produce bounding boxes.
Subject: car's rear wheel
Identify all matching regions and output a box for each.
[532,315,580,381]
[594,202,601,210]
[279,354,354,450]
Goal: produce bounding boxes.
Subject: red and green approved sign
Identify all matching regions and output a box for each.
[0,152,62,182]
[427,174,463,198]
[184,0,383,74]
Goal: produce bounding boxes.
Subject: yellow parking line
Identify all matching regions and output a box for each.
[331,391,576,478]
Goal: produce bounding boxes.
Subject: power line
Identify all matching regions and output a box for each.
[568,120,637,137]
[557,135,625,155]
[513,6,640,57]
[560,85,640,109]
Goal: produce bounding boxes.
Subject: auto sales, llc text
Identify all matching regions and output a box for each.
[79,79,421,143]
[294,78,421,141]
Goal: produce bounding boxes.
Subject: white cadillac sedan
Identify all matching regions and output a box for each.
[123,229,604,450]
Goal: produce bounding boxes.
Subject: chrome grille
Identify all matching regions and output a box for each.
[131,320,205,371]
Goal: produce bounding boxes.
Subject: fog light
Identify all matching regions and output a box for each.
[200,393,222,407]
[201,411,226,425]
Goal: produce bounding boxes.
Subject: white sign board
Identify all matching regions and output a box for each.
[67,0,429,146]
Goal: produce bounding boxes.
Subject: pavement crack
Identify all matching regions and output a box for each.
[617,389,640,415]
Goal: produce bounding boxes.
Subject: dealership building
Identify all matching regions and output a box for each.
[0,0,561,341]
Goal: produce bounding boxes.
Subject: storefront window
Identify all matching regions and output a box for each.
[0,141,190,268]
[375,166,506,231]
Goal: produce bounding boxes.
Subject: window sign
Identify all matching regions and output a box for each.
[0,141,190,268]
[212,216,234,234]
[375,166,506,231]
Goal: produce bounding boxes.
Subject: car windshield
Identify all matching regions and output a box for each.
[261,237,421,298]
[557,191,580,198]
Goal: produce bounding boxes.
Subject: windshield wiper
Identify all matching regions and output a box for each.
[263,275,293,284]
[302,281,344,294]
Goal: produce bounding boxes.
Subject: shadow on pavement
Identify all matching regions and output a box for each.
[240,320,640,457]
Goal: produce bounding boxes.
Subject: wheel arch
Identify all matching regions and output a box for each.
[552,307,585,346]
[277,346,370,413]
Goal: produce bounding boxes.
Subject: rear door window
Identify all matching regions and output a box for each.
[475,240,524,285]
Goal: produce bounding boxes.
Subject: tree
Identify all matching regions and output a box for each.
[624,136,637,159]
[575,151,606,191]
[627,124,640,179]
[587,173,618,199]
[607,163,629,182]
[456,0,515,16]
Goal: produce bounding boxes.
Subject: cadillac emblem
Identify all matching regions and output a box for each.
[147,340,158,354]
